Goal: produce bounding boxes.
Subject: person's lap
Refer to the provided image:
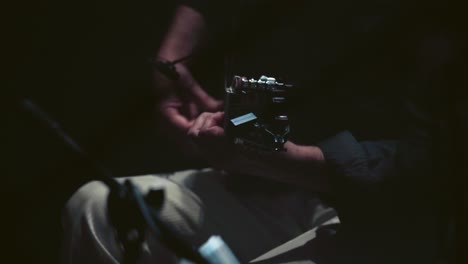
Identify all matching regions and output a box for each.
[62,168,338,263]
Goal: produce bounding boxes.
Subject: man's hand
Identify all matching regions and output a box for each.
[154,5,223,158]
[187,112,330,192]
[155,63,223,158]
[155,4,221,133]
[186,111,233,168]
[156,64,223,132]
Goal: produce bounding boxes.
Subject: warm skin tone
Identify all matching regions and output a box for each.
[154,5,223,156]
[155,5,222,129]
[155,5,329,193]
[187,112,330,193]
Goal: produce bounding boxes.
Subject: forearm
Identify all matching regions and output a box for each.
[232,142,330,192]
[153,5,220,109]
[156,5,208,62]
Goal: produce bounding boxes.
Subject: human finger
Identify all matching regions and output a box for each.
[200,111,224,130]
[187,112,211,138]
[161,106,193,132]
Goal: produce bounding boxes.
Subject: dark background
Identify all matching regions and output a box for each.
[2,1,467,263]
[3,1,204,263]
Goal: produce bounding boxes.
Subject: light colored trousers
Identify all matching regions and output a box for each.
[62,169,339,264]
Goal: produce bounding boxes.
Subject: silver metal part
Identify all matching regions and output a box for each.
[225,75,292,151]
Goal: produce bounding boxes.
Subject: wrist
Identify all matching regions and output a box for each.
[270,142,329,192]
[283,142,325,164]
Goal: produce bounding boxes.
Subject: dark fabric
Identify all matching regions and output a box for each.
[178,1,456,263]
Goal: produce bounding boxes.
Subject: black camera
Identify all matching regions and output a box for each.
[224,75,292,151]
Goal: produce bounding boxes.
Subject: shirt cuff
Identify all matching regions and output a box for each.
[317,130,370,182]
[316,131,378,214]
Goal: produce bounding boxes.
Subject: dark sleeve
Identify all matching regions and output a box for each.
[315,13,457,230]
[318,131,397,199]
[317,131,398,224]
[316,102,442,264]
[316,93,445,228]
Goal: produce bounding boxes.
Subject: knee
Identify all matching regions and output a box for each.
[62,176,205,263]
[63,181,109,224]
[62,181,120,263]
